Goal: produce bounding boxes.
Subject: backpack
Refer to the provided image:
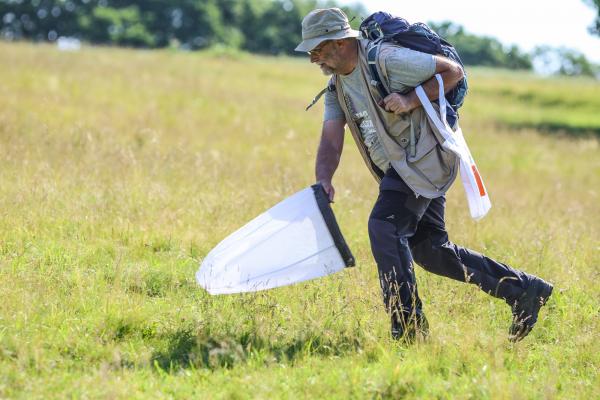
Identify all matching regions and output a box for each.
[359,12,468,116]
[305,12,468,126]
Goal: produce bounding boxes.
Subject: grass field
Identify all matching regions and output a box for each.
[0,41,599,399]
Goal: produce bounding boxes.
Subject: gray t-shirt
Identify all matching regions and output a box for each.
[324,46,436,171]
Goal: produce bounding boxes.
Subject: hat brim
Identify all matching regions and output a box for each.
[294,28,360,52]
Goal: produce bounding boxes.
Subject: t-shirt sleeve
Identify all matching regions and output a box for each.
[323,89,346,122]
[383,47,436,93]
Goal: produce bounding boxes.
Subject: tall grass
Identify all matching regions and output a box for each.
[467,68,600,136]
[0,42,598,399]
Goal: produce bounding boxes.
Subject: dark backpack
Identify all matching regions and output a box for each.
[360,12,468,116]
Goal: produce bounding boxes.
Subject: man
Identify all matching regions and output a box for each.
[295,8,553,342]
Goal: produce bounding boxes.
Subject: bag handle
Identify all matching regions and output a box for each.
[415,75,491,220]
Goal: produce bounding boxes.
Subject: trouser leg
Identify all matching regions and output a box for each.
[368,176,431,317]
[408,195,531,304]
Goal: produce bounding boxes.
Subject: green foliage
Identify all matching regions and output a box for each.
[0,0,366,54]
[430,20,598,75]
[584,0,600,35]
[429,21,532,70]
[533,45,599,78]
[0,1,594,73]
[91,6,155,47]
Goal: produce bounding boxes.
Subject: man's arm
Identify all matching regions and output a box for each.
[382,55,464,115]
[315,119,345,202]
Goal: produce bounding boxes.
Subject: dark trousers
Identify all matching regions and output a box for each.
[368,168,532,317]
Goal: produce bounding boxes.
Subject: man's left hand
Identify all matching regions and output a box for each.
[381,93,414,115]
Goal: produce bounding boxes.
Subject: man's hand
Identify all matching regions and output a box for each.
[379,56,463,116]
[381,93,417,115]
[318,179,335,202]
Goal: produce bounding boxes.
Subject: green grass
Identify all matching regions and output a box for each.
[466,68,600,136]
[0,42,599,399]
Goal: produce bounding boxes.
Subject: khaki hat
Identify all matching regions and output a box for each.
[295,8,360,52]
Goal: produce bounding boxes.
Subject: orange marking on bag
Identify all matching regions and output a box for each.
[471,165,486,196]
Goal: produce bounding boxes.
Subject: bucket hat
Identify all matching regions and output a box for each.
[295,8,360,52]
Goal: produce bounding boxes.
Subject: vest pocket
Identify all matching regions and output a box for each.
[385,117,411,148]
[407,134,457,191]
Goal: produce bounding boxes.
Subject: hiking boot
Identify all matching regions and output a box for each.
[509,276,553,342]
[391,310,429,342]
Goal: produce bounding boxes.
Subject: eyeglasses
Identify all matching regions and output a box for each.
[307,41,331,57]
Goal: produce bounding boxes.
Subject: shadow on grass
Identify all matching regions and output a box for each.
[150,328,363,372]
[504,121,600,138]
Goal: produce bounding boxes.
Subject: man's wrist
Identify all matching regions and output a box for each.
[406,91,420,111]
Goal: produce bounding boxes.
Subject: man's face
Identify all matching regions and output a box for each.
[309,40,341,76]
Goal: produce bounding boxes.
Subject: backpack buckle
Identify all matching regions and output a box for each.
[363,20,383,41]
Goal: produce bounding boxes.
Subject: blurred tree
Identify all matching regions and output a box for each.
[429,21,532,69]
[584,0,599,36]
[0,0,366,53]
[89,6,154,46]
[504,45,533,70]
[0,0,576,73]
[0,0,90,41]
[533,45,598,77]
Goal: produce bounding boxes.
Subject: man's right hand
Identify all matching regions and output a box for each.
[318,180,335,203]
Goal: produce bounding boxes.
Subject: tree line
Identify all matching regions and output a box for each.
[587,0,599,36]
[1,0,598,76]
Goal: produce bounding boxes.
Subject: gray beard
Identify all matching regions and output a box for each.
[320,65,334,75]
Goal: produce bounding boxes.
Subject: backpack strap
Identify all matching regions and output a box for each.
[305,77,337,111]
[371,40,459,128]
[366,41,417,157]
[366,41,390,100]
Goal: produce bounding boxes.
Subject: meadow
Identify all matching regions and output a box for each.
[0,42,598,399]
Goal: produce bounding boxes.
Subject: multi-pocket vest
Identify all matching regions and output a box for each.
[334,40,459,198]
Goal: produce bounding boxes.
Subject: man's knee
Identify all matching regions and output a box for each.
[411,236,466,282]
[411,228,445,258]
[411,237,437,266]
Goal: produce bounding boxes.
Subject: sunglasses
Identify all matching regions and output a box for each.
[307,41,332,57]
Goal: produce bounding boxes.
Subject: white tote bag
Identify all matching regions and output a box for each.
[196,184,355,295]
[415,74,492,220]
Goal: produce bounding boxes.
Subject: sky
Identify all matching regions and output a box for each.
[336,0,600,63]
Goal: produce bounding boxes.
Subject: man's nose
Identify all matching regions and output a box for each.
[310,53,319,63]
